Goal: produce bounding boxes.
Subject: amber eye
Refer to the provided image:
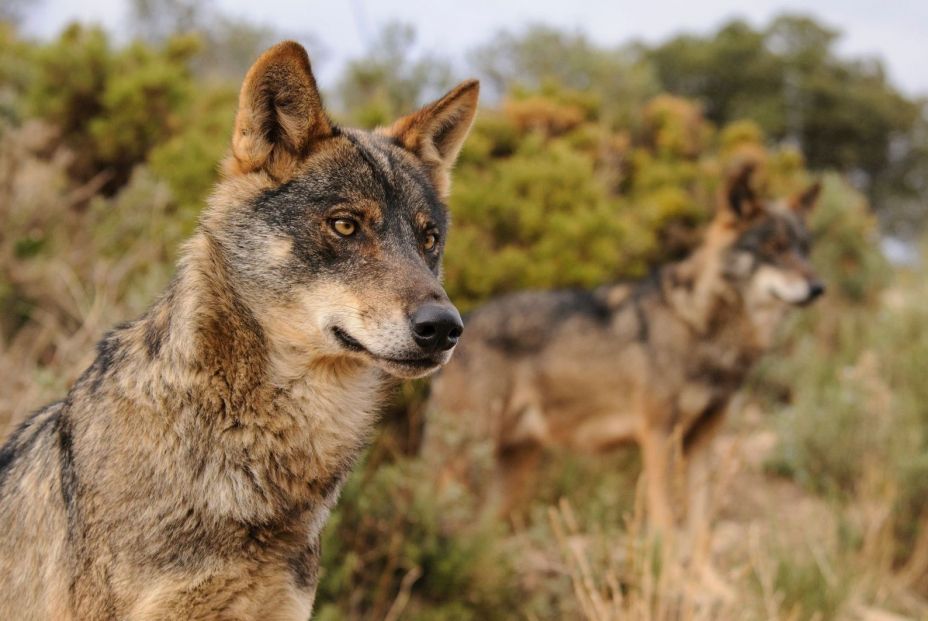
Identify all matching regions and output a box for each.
[769,237,790,253]
[423,232,439,252]
[331,219,357,237]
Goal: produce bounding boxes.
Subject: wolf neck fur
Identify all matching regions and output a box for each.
[122,230,385,522]
[658,227,766,352]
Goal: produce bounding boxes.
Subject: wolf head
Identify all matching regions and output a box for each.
[203,41,478,380]
[714,163,825,310]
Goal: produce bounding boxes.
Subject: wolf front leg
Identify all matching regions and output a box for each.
[493,442,544,520]
[683,408,737,601]
[683,404,728,564]
[682,440,717,572]
[638,422,676,538]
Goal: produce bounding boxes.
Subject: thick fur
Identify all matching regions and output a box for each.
[0,41,478,620]
[425,165,823,539]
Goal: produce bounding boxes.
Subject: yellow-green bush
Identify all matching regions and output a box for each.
[445,87,818,311]
[23,25,199,190]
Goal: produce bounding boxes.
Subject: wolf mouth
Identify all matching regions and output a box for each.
[769,289,816,307]
[331,327,440,369]
[332,326,366,352]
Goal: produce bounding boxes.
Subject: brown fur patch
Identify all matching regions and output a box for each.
[384,80,479,200]
[230,41,334,181]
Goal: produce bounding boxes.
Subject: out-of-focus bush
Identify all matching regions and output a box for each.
[765,266,928,571]
[641,94,709,158]
[0,23,34,121]
[22,25,199,191]
[806,174,890,303]
[445,86,815,311]
[148,86,237,223]
[315,457,520,621]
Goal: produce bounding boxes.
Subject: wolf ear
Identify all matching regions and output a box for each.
[791,181,822,217]
[385,80,480,200]
[723,162,763,219]
[230,41,333,180]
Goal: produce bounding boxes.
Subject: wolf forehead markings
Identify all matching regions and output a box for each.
[0,39,477,620]
[249,135,447,266]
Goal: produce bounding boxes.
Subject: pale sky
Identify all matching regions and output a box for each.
[22,0,928,98]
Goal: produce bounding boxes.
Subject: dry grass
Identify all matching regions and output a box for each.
[534,409,928,621]
[547,498,736,621]
[0,121,175,430]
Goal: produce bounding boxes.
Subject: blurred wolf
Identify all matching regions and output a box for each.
[425,164,822,539]
[0,41,477,620]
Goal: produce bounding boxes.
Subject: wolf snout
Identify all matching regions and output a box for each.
[808,281,826,300]
[411,304,463,353]
[796,280,825,306]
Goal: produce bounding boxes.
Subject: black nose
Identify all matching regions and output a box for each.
[411,304,463,353]
[809,281,826,300]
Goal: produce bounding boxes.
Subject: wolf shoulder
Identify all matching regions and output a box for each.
[0,401,72,620]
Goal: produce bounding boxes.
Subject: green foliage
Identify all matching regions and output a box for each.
[315,457,519,621]
[447,127,638,309]
[767,551,849,620]
[24,25,111,139]
[640,94,710,158]
[445,86,808,310]
[0,22,35,121]
[148,85,237,219]
[24,24,199,188]
[87,40,193,166]
[646,14,924,227]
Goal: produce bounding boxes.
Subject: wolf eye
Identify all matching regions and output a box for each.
[768,237,790,253]
[331,218,357,237]
[423,232,439,252]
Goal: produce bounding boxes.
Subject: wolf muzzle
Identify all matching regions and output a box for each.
[411,304,463,354]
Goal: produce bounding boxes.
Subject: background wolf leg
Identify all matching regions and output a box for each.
[683,406,729,566]
[494,443,544,519]
[639,423,676,536]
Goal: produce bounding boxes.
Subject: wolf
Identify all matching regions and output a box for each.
[0,41,477,620]
[424,164,823,541]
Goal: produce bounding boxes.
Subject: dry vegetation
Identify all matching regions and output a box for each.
[2,10,928,620]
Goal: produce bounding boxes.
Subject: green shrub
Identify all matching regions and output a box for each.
[765,252,927,565]
[445,87,814,311]
[769,552,849,620]
[24,25,199,190]
[315,456,520,621]
[148,85,237,219]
